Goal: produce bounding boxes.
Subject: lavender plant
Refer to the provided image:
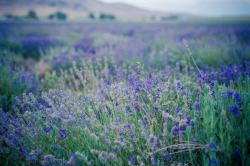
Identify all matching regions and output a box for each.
[0,22,249,165]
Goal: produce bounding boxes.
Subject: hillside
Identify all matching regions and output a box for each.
[0,0,172,21]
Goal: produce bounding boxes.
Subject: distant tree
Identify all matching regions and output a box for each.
[100,13,106,20]
[48,14,55,20]
[27,10,38,19]
[161,15,178,21]
[169,15,178,20]
[100,13,115,20]
[56,11,67,20]
[4,14,14,19]
[89,13,95,19]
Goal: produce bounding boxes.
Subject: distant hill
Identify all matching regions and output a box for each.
[0,0,174,21]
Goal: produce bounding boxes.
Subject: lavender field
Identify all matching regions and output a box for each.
[0,21,249,165]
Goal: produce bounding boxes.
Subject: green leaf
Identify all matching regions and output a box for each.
[38,111,42,119]
[56,147,62,156]
[25,117,33,120]
[41,138,52,144]
[52,126,56,138]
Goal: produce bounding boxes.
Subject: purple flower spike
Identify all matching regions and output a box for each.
[171,126,179,135]
[209,158,219,166]
[196,110,201,115]
[226,90,234,98]
[194,102,200,110]
[228,105,240,118]
[233,149,241,157]
[58,130,67,139]
[234,92,241,103]
[44,125,53,133]
[165,152,171,160]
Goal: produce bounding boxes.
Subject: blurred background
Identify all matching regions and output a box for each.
[0,0,250,21]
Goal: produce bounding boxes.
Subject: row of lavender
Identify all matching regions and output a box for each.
[1,22,249,68]
[0,22,250,165]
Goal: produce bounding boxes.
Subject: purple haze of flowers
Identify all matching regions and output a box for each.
[74,38,95,54]
[194,102,200,110]
[58,130,67,139]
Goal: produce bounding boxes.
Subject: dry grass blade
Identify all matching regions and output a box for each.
[183,39,202,76]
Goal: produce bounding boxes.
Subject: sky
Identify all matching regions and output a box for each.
[101,0,250,16]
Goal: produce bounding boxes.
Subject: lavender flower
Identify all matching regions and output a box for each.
[233,149,241,157]
[209,158,219,166]
[58,130,67,139]
[171,126,179,135]
[175,107,180,114]
[128,157,135,164]
[226,90,234,99]
[194,102,200,110]
[208,142,217,152]
[234,92,241,103]
[153,76,159,85]
[165,152,171,160]
[44,124,53,133]
[228,105,240,119]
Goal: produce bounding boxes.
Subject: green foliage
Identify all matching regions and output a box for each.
[0,39,22,53]
[0,54,39,111]
[40,71,64,91]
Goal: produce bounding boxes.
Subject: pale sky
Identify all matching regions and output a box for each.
[101,0,250,16]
